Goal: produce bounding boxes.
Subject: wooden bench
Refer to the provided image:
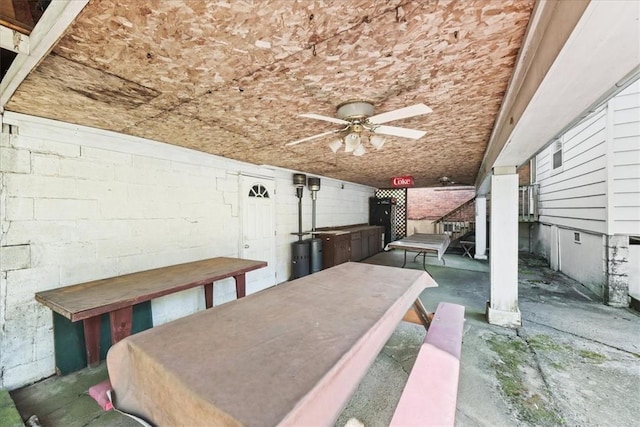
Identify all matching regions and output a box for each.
[391,302,465,426]
[460,240,475,258]
[35,257,266,367]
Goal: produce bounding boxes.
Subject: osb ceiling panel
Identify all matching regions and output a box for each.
[5,0,535,188]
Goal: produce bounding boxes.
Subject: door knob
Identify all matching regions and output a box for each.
[244,244,250,248]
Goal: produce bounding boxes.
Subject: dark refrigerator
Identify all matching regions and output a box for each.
[369,197,396,246]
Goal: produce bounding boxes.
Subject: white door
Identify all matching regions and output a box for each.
[240,175,276,294]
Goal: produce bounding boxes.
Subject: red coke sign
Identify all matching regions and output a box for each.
[391,176,414,188]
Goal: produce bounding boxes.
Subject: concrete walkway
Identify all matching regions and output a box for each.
[339,250,640,427]
[10,251,640,426]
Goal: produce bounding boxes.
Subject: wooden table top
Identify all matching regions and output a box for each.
[107,262,437,427]
[35,257,267,322]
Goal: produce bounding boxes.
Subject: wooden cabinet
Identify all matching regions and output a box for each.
[362,227,381,258]
[316,225,383,269]
[350,231,362,261]
[318,232,351,269]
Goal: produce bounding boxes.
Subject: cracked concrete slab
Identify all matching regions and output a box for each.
[9,250,640,427]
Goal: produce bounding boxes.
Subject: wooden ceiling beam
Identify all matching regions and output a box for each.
[0,0,88,111]
[0,23,29,54]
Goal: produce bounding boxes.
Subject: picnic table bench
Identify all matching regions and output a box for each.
[391,302,465,426]
[35,257,266,367]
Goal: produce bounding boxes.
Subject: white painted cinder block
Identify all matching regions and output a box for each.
[0,147,31,173]
[5,174,77,199]
[35,199,99,220]
[14,134,80,157]
[0,244,31,271]
[4,266,60,305]
[216,175,238,192]
[31,153,60,176]
[5,197,33,220]
[0,112,373,389]
[2,220,85,246]
[59,259,121,286]
[59,158,114,181]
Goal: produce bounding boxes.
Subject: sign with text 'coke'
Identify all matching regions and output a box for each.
[390,175,414,188]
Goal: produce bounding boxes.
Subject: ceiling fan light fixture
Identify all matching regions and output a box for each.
[289,101,432,154]
[329,138,343,153]
[336,100,374,120]
[344,132,361,153]
[439,176,455,186]
[353,143,366,157]
[370,134,385,150]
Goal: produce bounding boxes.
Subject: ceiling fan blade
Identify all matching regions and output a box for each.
[368,103,432,124]
[285,129,342,146]
[372,125,426,140]
[299,113,350,125]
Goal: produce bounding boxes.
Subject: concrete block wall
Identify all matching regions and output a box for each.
[629,241,640,300]
[605,234,630,307]
[0,112,372,389]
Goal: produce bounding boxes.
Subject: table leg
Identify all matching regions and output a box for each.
[83,316,101,367]
[234,273,246,298]
[401,250,408,268]
[413,299,432,330]
[204,283,214,309]
[109,306,133,344]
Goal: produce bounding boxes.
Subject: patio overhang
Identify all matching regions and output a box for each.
[476,0,640,195]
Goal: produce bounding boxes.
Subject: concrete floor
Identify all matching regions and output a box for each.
[10,250,640,426]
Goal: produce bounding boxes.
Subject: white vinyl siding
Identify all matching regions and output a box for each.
[536,109,608,233]
[611,80,640,235]
[557,228,605,297]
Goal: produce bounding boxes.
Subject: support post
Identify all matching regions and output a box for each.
[605,235,630,307]
[474,196,487,260]
[486,167,521,327]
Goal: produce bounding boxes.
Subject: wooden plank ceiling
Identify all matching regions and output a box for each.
[4,0,535,188]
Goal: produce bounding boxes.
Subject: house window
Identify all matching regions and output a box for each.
[552,140,563,170]
[248,185,269,198]
[574,232,581,243]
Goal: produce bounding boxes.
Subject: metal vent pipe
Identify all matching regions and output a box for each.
[307,177,322,273]
[308,177,321,232]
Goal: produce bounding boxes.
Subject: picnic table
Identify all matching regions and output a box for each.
[106,262,437,426]
[386,233,451,271]
[36,257,267,367]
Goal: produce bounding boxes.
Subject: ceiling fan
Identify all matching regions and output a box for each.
[285,101,432,156]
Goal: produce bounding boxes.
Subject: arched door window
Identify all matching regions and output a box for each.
[248,184,270,198]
